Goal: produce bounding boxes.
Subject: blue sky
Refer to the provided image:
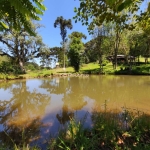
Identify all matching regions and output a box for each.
[38,0,148,48]
[38,0,92,48]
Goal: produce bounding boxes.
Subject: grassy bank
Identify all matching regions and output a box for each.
[0,61,150,80]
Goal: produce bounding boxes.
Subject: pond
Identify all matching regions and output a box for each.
[0,75,150,148]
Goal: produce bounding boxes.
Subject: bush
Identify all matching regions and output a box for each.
[102,59,109,66]
[25,62,40,71]
[26,64,36,71]
[0,61,22,74]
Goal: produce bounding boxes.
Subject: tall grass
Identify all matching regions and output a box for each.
[0,130,40,150]
[49,102,150,150]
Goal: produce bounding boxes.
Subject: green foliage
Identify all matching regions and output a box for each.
[25,62,39,71]
[68,32,86,72]
[115,63,150,75]
[54,16,72,43]
[1,130,40,150]
[74,0,146,33]
[0,0,46,35]
[0,55,10,63]
[50,115,93,150]
[38,45,53,68]
[73,0,149,70]
[49,47,63,64]
[0,61,22,74]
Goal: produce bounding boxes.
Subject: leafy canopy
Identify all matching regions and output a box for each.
[54,16,73,42]
[68,32,86,72]
[74,0,147,33]
[0,0,46,35]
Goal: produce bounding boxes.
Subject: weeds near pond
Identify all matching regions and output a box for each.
[0,129,40,150]
[49,101,150,150]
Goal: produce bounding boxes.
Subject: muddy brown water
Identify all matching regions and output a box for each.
[0,75,150,148]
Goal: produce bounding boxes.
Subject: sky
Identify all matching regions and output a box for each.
[38,0,149,48]
[38,0,92,48]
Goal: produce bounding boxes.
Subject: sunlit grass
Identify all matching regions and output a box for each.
[0,73,22,80]
[80,63,99,71]
[1,58,150,80]
[53,67,74,73]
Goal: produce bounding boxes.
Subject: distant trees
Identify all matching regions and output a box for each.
[54,16,72,69]
[139,16,150,63]
[92,25,111,72]
[39,45,52,68]
[38,46,63,68]
[73,0,149,69]
[84,23,113,65]
[49,47,63,66]
[68,32,86,72]
[84,38,98,63]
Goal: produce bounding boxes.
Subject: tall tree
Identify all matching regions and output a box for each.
[138,14,150,63]
[0,22,45,72]
[68,32,86,72]
[84,38,99,63]
[128,29,146,63]
[0,0,46,35]
[93,25,110,72]
[54,16,72,70]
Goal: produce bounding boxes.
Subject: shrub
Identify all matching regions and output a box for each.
[0,61,22,74]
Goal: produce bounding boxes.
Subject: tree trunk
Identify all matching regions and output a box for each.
[19,60,26,73]
[63,42,66,70]
[114,30,120,70]
[99,56,103,74]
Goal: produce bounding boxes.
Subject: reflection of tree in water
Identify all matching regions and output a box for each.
[0,117,42,148]
[0,80,18,91]
[40,78,70,95]
[55,77,88,124]
[83,76,150,107]
[41,77,88,110]
[0,80,50,147]
[63,77,87,110]
[56,105,74,124]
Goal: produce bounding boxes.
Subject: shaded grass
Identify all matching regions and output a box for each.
[115,64,150,75]
[49,105,150,150]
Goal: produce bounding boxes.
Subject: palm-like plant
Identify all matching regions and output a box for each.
[0,0,46,35]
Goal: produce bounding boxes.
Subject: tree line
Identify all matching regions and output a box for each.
[0,0,150,73]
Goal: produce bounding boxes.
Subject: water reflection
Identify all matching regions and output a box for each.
[0,80,50,147]
[40,77,89,125]
[56,105,74,124]
[0,76,150,148]
[0,117,42,148]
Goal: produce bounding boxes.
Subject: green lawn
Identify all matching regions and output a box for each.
[0,59,150,80]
